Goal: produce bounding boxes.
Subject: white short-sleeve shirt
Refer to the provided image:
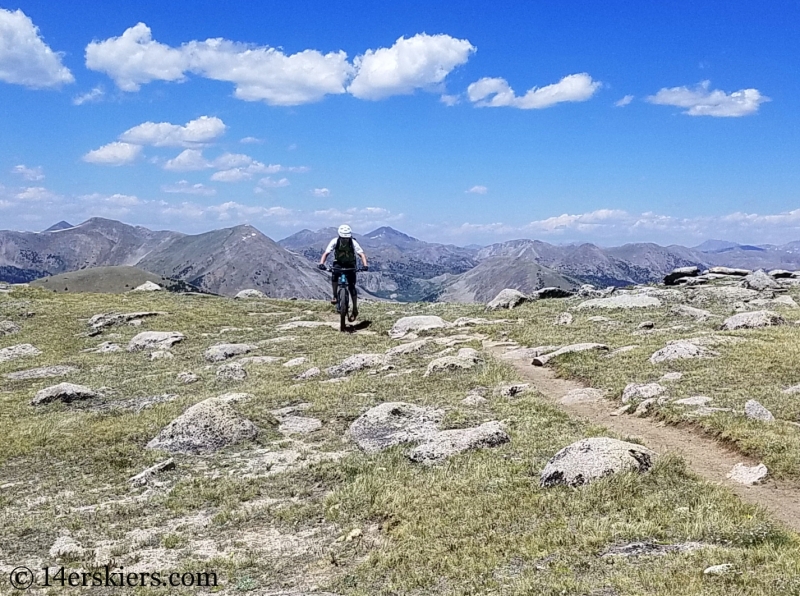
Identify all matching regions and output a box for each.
[325,237,365,255]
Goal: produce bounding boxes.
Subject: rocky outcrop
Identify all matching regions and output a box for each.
[532,343,608,366]
[649,340,716,364]
[0,343,41,363]
[203,343,254,362]
[326,354,386,377]
[744,399,774,422]
[348,402,443,453]
[621,383,666,403]
[234,289,265,299]
[31,383,102,405]
[127,331,184,352]
[424,347,482,376]
[407,421,509,465]
[577,295,661,310]
[4,365,77,380]
[486,289,528,310]
[389,316,450,339]
[727,463,768,485]
[721,310,786,330]
[664,266,699,286]
[741,269,778,292]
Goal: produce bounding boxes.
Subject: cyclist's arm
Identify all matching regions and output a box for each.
[360,253,368,267]
[319,251,330,266]
[352,239,368,267]
[320,238,337,265]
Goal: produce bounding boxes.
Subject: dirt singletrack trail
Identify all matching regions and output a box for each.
[491,347,800,533]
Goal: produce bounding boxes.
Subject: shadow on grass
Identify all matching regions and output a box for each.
[342,320,372,333]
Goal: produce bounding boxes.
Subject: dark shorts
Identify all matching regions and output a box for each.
[331,264,357,290]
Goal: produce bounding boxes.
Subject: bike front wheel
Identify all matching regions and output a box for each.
[338,284,349,331]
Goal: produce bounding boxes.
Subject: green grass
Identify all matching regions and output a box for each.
[1,286,799,595]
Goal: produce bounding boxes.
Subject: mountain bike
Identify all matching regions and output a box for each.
[327,266,361,332]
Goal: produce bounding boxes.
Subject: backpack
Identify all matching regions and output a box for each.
[334,237,356,266]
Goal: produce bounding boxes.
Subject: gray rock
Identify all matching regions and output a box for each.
[670,304,717,321]
[727,463,768,485]
[150,350,173,360]
[0,343,41,363]
[708,267,751,276]
[147,397,258,454]
[348,402,444,453]
[204,343,254,362]
[578,284,615,298]
[83,341,122,353]
[424,348,482,377]
[622,383,666,404]
[132,281,162,292]
[742,269,778,291]
[768,269,794,278]
[129,459,175,487]
[744,399,774,422]
[721,310,786,330]
[703,564,735,576]
[637,321,655,330]
[748,295,799,309]
[500,346,560,360]
[540,437,657,487]
[605,345,638,357]
[495,383,530,398]
[234,289,266,299]
[216,362,247,382]
[385,339,431,357]
[278,416,323,435]
[453,317,508,326]
[691,286,759,302]
[407,421,509,465]
[486,288,528,310]
[4,365,78,380]
[674,395,713,406]
[127,331,184,352]
[283,357,307,367]
[326,353,386,377]
[664,266,699,286]
[0,320,20,335]
[532,343,609,366]
[295,367,321,380]
[239,356,282,366]
[577,295,661,310]
[176,372,199,384]
[275,321,339,331]
[389,316,450,338]
[31,383,103,405]
[600,541,706,558]
[531,287,574,299]
[659,372,683,382]
[554,312,573,326]
[649,340,715,364]
[88,311,164,332]
[461,394,488,406]
[560,388,604,405]
[782,384,800,395]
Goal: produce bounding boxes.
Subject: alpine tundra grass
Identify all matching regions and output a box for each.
[1,286,799,595]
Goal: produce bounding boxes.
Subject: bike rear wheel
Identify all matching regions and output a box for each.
[338,284,349,331]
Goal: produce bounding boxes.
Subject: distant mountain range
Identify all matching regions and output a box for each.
[2,219,800,302]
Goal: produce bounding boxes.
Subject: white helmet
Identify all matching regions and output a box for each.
[337,224,352,238]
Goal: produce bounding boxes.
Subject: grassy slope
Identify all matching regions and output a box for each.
[0,287,799,595]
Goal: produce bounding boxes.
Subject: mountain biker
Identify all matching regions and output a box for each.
[318,224,368,321]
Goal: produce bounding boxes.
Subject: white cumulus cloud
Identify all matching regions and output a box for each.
[85,22,352,105]
[164,149,211,171]
[312,188,330,197]
[467,73,600,109]
[11,164,44,181]
[161,180,216,196]
[258,177,290,188]
[120,115,226,147]
[0,8,74,88]
[466,185,487,194]
[82,142,142,166]
[15,186,57,201]
[646,81,769,117]
[348,33,475,100]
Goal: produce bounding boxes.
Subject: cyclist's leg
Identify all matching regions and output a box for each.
[346,270,358,318]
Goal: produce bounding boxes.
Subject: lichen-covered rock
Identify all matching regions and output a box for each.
[621,383,666,404]
[326,354,386,377]
[407,421,509,465]
[31,383,103,406]
[204,343,254,362]
[295,367,321,380]
[577,295,661,310]
[742,269,778,291]
[721,310,786,330]
[278,416,323,435]
[216,362,247,382]
[532,343,608,366]
[649,341,716,364]
[0,343,41,363]
[0,320,20,335]
[234,289,265,299]
[4,365,78,380]
[385,339,431,357]
[389,316,450,339]
[670,304,717,321]
[708,267,750,276]
[487,288,528,310]
[176,371,199,384]
[348,402,444,453]
[424,348,482,377]
[127,331,184,352]
[146,397,258,454]
[540,437,657,487]
[88,311,164,332]
[744,399,774,422]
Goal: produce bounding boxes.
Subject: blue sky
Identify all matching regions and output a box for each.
[1,1,799,246]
